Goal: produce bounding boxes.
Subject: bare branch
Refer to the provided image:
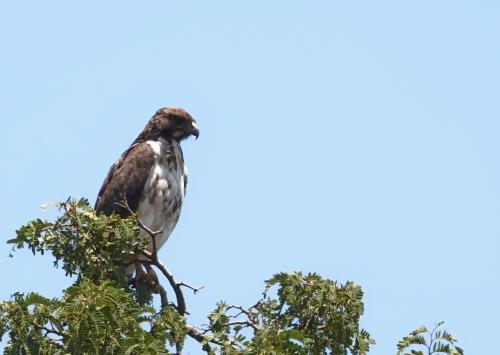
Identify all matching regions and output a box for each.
[226,321,259,331]
[141,251,187,315]
[33,321,64,338]
[187,326,244,351]
[226,304,260,328]
[178,282,205,294]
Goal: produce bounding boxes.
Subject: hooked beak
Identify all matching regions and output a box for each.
[191,127,200,140]
[190,121,199,140]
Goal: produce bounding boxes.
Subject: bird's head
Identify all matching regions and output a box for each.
[144,107,199,142]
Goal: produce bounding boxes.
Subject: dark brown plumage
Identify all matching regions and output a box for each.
[95,143,156,217]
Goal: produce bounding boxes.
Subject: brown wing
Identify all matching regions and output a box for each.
[95,142,156,217]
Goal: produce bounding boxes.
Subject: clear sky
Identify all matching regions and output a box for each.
[1,1,499,353]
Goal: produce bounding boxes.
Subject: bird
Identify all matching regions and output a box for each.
[95,107,199,280]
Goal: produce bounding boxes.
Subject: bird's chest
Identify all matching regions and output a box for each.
[136,139,187,244]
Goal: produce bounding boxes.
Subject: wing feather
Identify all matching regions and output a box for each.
[95,143,156,217]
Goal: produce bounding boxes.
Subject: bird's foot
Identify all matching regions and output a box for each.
[130,262,160,294]
[144,264,160,294]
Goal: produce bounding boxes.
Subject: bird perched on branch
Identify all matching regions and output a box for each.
[95,107,199,280]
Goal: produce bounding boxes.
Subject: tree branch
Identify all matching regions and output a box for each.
[116,198,210,354]
[186,326,245,353]
[225,303,260,330]
[141,251,187,315]
[178,282,205,294]
[33,321,64,340]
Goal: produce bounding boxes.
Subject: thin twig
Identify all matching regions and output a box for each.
[33,322,64,337]
[115,201,163,238]
[178,282,205,294]
[226,304,260,327]
[187,326,230,347]
[225,321,259,331]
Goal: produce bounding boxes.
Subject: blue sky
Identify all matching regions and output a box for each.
[1,1,499,353]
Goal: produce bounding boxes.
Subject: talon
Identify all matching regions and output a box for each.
[145,264,160,294]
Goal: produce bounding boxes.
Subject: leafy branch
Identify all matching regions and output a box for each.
[1,198,462,354]
[397,321,464,355]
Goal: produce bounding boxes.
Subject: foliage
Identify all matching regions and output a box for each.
[8,198,142,283]
[0,198,463,354]
[0,280,166,354]
[204,272,374,354]
[397,322,464,355]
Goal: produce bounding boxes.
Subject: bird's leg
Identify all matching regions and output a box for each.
[129,258,160,295]
[134,260,148,288]
[144,263,160,294]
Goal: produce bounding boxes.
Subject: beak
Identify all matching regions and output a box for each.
[191,127,200,140]
[190,121,199,140]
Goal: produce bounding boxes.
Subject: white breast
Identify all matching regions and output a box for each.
[136,139,186,251]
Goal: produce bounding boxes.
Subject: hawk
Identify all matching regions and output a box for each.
[95,107,199,275]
